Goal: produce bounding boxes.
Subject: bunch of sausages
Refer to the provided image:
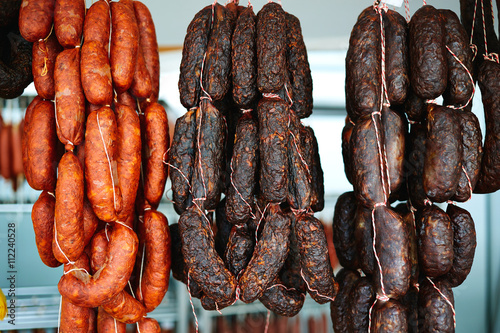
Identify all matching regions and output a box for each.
[333,2,500,331]
[172,0,336,316]
[20,0,169,331]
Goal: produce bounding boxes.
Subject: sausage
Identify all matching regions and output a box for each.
[97,307,126,333]
[423,104,462,202]
[179,207,237,303]
[332,191,359,270]
[85,107,122,222]
[203,3,232,101]
[440,9,474,107]
[116,91,136,110]
[54,0,85,48]
[32,33,63,100]
[19,0,55,42]
[280,215,306,293]
[418,278,455,333]
[453,111,482,201]
[24,99,57,191]
[54,48,85,148]
[191,99,226,210]
[347,277,375,333]
[259,278,305,317]
[90,229,108,274]
[373,206,410,299]
[179,5,212,109]
[404,89,427,123]
[135,210,171,312]
[225,111,258,224]
[239,203,291,303]
[53,151,84,263]
[225,223,255,277]
[409,5,448,99]
[133,1,160,102]
[83,0,110,48]
[200,294,233,311]
[286,12,313,118]
[370,299,408,332]
[81,40,113,106]
[341,118,354,185]
[287,110,311,210]
[354,205,375,275]
[256,2,287,93]
[32,191,61,267]
[417,205,454,278]
[257,97,289,203]
[60,254,91,333]
[301,125,324,212]
[214,197,233,260]
[407,122,428,209]
[381,107,406,197]
[345,6,381,122]
[116,103,141,220]
[397,203,419,289]
[384,9,409,106]
[134,318,161,333]
[442,204,476,287]
[142,102,169,209]
[231,6,257,108]
[295,212,337,304]
[82,198,99,249]
[22,96,42,173]
[330,269,360,333]
[350,114,389,208]
[130,45,153,100]
[88,308,97,333]
[110,1,139,93]
[58,223,138,308]
[101,291,146,324]
[475,60,500,193]
[170,108,197,215]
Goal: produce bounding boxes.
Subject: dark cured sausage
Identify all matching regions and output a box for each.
[110,1,139,93]
[423,104,462,203]
[347,277,375,333]
[178,5,212,109]
[54,0,85,48]
[231,6,257,108]
[330,269,360,333]
[341,119,354,185]
[179,207,237,303]
[409,5,448,100]
[301,126,324,212]
[418,279,455,333]
[58,224,138,308]
[407,122,428,209]
[53,152,84,263]
[32,33,63,100]
[257,2,287,93]
[332,191,359,270]
[170,109,196,215]
[32,191,61,267]
[295,212,337,304]
[54,48,85,148]
[354,205,375,275]
[225,223,255,277]
[19,0,55,42]
[239,204,291,303]
[345,7,381,122]
[370,299,408,332]
[382,107,405,197]
[259,278,305,317]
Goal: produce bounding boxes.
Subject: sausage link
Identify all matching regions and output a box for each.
[225,223,255,277]
[347,277,375,332]
[32,191,61,267]
[382,106,406,197]
[418,279,455,333]
[259,278,305,317]
[332,191,359,270]
[370,299,408,332]
[19,0,55,42]
[32,33,63,100]
[130,45,152,100]
[354,205,375,275]
[134,318,161,333]
[407,122,428,209]
[330,269,360,333]
[84,0,110,48]
[81,40,113,106]
[101,291,146,324]
[301,126,324,212]
[97,307,126,333]
[54,0,85,48]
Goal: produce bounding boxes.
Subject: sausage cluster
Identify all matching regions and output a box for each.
[174,1,336,315]
[333,3,489,331]
[21,0,168,330]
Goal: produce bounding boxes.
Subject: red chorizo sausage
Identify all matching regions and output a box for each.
[54,0,85,48]
[31,191,61,267]
[135,318,161,333]
[19,0,55,42]
[81,40,113,106]
[130,44,152,100]
[32,33,63,100]
[97,307,126,333]
[84,0,111,49]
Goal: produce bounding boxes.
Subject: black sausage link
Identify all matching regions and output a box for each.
[225,223,255,277]
[423,104,462,203]
[407,122,428,209]
[384,9,409,106]
[295,212,338,304]
[257,97,288,203]
[332,191,359,270]
[231,6,258,108]
[301,125,324,212]
[256,2,287,93]
[370,299,409,332]
[382,106,406,197]
[409,5,448,100]
[330,269,360,333]
[345,6,381,122]
[404,89,427,123]
[225,111,258,224]
[347,277,375,333]
[418,279,455,333]
[178,5,212,109]
[170,109,197,215]
[474,60,500,193]
[239,203,291,303]
[286,12,313,118]
[203,4,232,101]
[214,198,232,260]
[341,119,354,185]
[354,205,375,276]
[191,99,226,211]
[279,215,306,293]
[441,204,476,287]
[179,207,236,303]
[259,278,305,317]
[417,205,454,278]
[440,9,474,107]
